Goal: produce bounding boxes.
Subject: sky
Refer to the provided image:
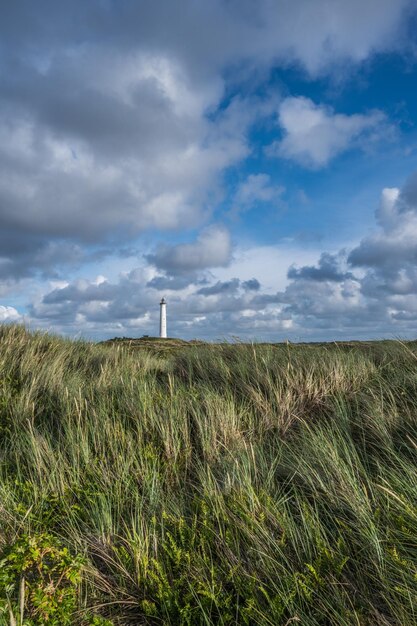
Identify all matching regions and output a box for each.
[2,0,417,341]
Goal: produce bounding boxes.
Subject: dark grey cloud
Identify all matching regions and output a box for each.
[1,1,412,74]
[242,278,261,291]
[0,231,86,280]
[391,310,417,321]
[197,277,260,295]
[0,224,126,281]
[251,293,285,307]
[197,279,241,296]
[146,275,204,291]
[43,279,116,305]
[351,240,417,274]
[288,253,353,282]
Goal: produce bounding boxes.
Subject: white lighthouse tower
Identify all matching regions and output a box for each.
[159,298,167,338]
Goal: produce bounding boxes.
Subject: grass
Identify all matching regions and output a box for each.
[0,324,417,624]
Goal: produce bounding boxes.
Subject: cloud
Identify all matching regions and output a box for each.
[42,278,115,305]
[0,91,250,238]
[242,278,261,291]
[248,170,417,338]
[233,173,285,211]
[2,1,410,76]
[146,225,232,275]
[0,53,259,286]
[196,277,259,296]
[267,97,387,168]
[0,305,21,322]
[0,88,253,283]
[347,178,417,313]
[27,169,417,342]
[0,0,412,283]
[28,257,272,338]
[0,232,90,281]
[197,279,241,296]
[146,275,204,291]
[348,187,417,268]
[242,0,412,76]
[32,272,155,330]
[288,253,353,282]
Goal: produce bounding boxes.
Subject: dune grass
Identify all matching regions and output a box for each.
[0,325,417,624]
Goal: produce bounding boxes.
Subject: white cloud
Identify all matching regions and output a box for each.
[146,225,232,274]
[349,184,417,268]
[257,172,417,338]
[268,97,386,168]
[0,305,21,322]
[255,0,412,75]
[233,173,285,215]
[0,89,255,244]
[375,187,401,232]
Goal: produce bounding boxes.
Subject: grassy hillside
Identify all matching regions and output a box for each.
[1,325,417,625]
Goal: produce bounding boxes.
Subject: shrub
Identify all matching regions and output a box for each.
[0,533,83,626]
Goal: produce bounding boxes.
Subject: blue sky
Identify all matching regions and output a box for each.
[2,0,417,341]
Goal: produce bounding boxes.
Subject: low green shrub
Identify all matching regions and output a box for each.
[0,533,83,625]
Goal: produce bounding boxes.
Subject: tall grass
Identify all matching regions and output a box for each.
[1,325,417,624]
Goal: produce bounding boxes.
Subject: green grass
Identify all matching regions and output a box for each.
[1,324,417,624]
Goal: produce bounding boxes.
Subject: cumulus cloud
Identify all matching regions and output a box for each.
[0,47,256,283]
[146,225,232,275]
[27,169,417,342]
[43,278,116,305]
[347,178,417,317]
[348,187,417,268]
[2,0,410,78]
[268,97,386,168]
[146,275,204,291]
[242,279,261,291]
[0,306,21,323]
[288,253,353,282]
[197,277,259,296]
[0,0,412,283]
[0,90,249,241]
[246,171,417,338]
[197,279,241,296]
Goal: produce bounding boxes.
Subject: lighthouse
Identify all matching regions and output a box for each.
[159,298,167,338]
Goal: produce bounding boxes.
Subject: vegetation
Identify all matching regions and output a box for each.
[0,324,417,625]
